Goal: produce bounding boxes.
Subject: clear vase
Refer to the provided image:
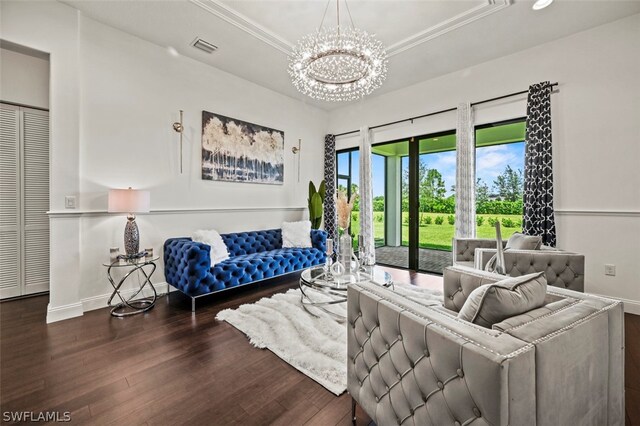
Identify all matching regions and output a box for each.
[338,233,360,275]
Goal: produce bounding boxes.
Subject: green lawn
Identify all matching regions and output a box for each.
[350,212,522,251]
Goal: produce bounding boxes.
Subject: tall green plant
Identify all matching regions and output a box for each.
[308,180,326,229]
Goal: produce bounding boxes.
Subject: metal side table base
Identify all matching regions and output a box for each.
[104,257,159,317]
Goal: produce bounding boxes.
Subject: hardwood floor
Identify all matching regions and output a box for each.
[626,313,640,426]
[0,268,638,425]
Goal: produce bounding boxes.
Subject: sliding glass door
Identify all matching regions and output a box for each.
[337,133,456,274]
[416,132,456,273]
[370,140,409,269]
[335,119,527,275]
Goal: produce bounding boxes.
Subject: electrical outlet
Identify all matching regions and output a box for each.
[605,264,616,276]
[64,196,76,209]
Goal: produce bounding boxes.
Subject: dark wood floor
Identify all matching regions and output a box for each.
[0,267,638,425]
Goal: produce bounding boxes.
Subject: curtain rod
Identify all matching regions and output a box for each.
[333,82,559,138]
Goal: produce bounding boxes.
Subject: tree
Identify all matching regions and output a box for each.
[350,183,359,211]
[493,166,523,202]
[372,196,385,212]
[401,159,447,213]
[476,178,490,204]
[421,168,446,201]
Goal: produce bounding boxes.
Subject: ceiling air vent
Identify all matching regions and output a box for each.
[192,38,218,54]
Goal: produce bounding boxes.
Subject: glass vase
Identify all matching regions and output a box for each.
[338,232,360,275]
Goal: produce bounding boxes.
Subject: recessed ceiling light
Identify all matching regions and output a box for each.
[167,46,179,57]
[433,138,439,141]
[532,0,553,10]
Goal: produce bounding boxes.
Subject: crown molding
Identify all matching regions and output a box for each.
[387,0,512,57]
[190,0,511,57]
[190,0,293,54]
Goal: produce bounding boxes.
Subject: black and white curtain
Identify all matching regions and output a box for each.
[523,81,556,246]
[323,134,338,242]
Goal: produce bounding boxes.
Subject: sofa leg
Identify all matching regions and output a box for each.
[191,298,195,312]
[351,396,356,425]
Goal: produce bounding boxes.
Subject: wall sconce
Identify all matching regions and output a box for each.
[292,138,301,154]
[172,110,184,174]
[292,139,301,182]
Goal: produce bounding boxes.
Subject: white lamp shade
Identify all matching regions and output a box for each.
[108,188,150,213]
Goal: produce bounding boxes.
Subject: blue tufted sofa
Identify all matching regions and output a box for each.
[164,228,326,310]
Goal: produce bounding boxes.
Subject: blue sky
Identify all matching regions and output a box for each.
[337,151,386,196]
[339,142,525,197]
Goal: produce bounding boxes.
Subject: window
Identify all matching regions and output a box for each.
[336,149,358,239]
[336,149,386,248]
[334,120,525,274]
[475,118,526,239]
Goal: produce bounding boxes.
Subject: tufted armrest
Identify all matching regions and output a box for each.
[442,265,504,312]
[453,238,505,264]
[347,281,536,426]
[310,229,327,253]
[474,249,585,292]
[163,238,212,294]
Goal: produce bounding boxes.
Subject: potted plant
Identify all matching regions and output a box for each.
[308,180,326,229]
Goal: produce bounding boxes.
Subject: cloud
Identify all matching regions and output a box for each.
[422,151,457,195]
[477,143,525,184]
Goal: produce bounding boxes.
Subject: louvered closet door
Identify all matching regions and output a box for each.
[0,105,21,299]
[0,104,49,299]
[22,108,49,295]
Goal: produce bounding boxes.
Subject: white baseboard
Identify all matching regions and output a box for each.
[46,301,84,323]
[590,293,640,315]
[81,282,170,312]
[619,297,640,315]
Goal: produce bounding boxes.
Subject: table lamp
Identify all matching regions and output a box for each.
[108,187,150,257]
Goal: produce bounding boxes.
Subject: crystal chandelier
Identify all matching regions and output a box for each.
[288,0,388,102]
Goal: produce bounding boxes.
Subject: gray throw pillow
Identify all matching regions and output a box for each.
[457,272,547,328]
[506,233,542,250]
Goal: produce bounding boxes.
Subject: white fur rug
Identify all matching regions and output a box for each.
[216,283,443,395]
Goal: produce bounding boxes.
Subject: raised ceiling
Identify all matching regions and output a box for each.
[62,0,640,110]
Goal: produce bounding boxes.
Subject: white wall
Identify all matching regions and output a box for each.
[329,13,640,313]
[0,46,49,109]
[1,0,83,321]
[76,17,328,304]
[1,1,329,321]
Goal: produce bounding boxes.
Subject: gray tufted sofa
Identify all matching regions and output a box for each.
[452,238,506,268]
[347,266,624,426]
[453,238,585,292]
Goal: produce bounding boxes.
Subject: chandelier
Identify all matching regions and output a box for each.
[288,0,388,102]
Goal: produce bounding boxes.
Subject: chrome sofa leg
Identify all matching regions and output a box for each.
[191,297,196,312]
[351,396,356,425]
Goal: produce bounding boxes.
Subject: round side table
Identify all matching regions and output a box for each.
[102,256,159,317]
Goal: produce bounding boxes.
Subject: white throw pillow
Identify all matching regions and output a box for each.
[281,221,312,248]
[192,229,230,265]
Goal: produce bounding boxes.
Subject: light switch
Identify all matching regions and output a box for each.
[605,264,616,276]
[65,196,76,209]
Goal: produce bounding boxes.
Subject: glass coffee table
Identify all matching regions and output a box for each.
[299,265,393,320]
